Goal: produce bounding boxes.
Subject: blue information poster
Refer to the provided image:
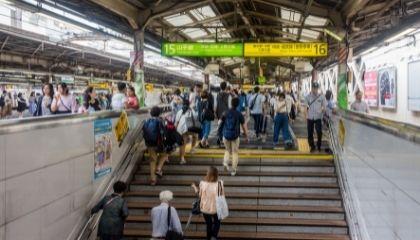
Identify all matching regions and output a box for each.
[94,119,113,179]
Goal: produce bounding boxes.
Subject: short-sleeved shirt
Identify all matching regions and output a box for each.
[305,93,326,120]
[351,101,369,113]
[51,94,76,113]
[199,181,224,214]
[111,93,127,111]
[249,93,266,114]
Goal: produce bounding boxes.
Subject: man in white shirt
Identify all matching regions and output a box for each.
[151,191,183,239]
[111,83,127,111]
[351,90,369,114]
[248,86,266,139]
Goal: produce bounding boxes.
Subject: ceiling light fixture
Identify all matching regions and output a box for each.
[385,28,416,43]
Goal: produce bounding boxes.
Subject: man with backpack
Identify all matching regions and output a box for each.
[142,106,168,185]
[219,97,248,176]
[248,86,266,139]
[215,82,231,146]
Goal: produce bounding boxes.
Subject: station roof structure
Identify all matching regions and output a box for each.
[11,0,420,82]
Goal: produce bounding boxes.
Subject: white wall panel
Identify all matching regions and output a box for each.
[5,169,43,222]
[41,161,72,205]
[72,185,93,211]
[42,195,72,227]
[0,225,4,240]
[5,123,93,179]
[0,180,4,226]
[72,153,93,191]
[5,208,42,240]
[0,136,4,181]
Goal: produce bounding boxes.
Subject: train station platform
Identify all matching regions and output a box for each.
[1,1,420,240]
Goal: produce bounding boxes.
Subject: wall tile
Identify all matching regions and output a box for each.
[5,123,93,178]
[73,185,93,210]
[5,170,43,222]
[0,180,4,226]
[72,153,93,191]
[0,225,4,240]
[0,135,5,181]
[41,161,72,205]
[42,195,72,227]
[5,208,42,240]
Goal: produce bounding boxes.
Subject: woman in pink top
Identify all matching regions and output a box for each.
[125,86,139,110]
[192,166,224,240]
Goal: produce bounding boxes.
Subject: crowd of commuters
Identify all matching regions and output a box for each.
[0,82,141,119]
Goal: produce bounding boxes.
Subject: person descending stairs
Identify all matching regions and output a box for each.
[122,148,349,240]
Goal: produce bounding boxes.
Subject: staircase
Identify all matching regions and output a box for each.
[123,151,350,240]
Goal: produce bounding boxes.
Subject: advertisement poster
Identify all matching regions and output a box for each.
[94,119,112,180]
[378,67,397,109]
[363,71,378,107]
[114,111,130,147]
[408,61,420,111]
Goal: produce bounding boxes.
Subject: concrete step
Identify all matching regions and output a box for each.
[124,229,350,240]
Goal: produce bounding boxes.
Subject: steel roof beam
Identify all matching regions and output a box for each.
[90,0,139,28]
[0,36,9,51]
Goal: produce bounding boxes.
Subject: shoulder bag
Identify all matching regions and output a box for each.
[216,181,229,220]
[165,206,184,240]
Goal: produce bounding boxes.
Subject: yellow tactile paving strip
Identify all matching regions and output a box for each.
[145,143,333,160]
[297,138,310,153]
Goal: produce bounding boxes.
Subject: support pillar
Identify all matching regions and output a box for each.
[337,45,349,109]
[133,30,146,107]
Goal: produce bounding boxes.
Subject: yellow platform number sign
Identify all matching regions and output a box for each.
[114,111,130,147]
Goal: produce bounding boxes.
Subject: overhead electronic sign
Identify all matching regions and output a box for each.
[244,42,328,57]
[162,42,243,57]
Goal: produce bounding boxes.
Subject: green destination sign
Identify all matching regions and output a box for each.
[162,42,243,57]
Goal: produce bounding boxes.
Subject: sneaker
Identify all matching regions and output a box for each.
[223,164,230,172]
[180,159,187,165]
[155,170,163,178]
[231,170,237,176]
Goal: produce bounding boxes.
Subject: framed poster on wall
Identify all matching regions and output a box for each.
[364,71,378,107]
[378,67,397,109]
[408,61,420,111]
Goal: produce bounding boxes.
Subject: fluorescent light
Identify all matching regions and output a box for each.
[360,47,378,56]
[385,28,416,43]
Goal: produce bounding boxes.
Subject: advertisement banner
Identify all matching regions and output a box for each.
[363,71,378,107]
[114,111,130,147]
[378,67,397,109]
[94,119,112,179]
[408,61,420,111]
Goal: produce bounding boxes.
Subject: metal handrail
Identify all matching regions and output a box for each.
[326,117,362,240]
[74,105,171,240]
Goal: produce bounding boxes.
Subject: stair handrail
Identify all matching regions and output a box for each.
[74,105,170,240]
[326,117,363,240]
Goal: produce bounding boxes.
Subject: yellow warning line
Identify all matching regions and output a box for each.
[181,153,333,160]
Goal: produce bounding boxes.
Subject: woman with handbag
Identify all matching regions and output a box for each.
[192,166,227,240]
[198,91,214,148]
[175,99,200,164]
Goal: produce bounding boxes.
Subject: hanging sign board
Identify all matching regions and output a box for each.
[58,75,75,84]
[162,43,243,57]
[244,43,328,57]
[145,83,154,92]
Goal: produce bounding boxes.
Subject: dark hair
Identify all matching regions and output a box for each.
[220,82,227,91]
[182,98,190,114]
[128,86,136,96]
[117,82,126,92]
[326,90,333,100]
[231,97,240,108]
[278,92,286,99]
[150,106,161,117]
[17,92,22,98]
[59,83,69,95]
[174,89,181,96]
[83,86,94,109]
[204,166,218,182]
[30,92,35,97]
[254,86,260,93]
[113,181,127,194]
[201,90,209,99]
[43,83,54,97]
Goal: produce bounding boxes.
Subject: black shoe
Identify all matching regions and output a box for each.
[199,142,205,148]
[310,147,316,153]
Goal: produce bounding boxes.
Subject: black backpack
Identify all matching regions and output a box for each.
[0,96,5,108]
[165,206,184,240]
[223,110,240,140]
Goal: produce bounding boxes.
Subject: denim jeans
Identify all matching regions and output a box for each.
[273,113,292,144]
[251,113,263,137]
[201,120,211,140]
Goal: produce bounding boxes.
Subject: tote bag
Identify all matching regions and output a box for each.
[216,181,229,220]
